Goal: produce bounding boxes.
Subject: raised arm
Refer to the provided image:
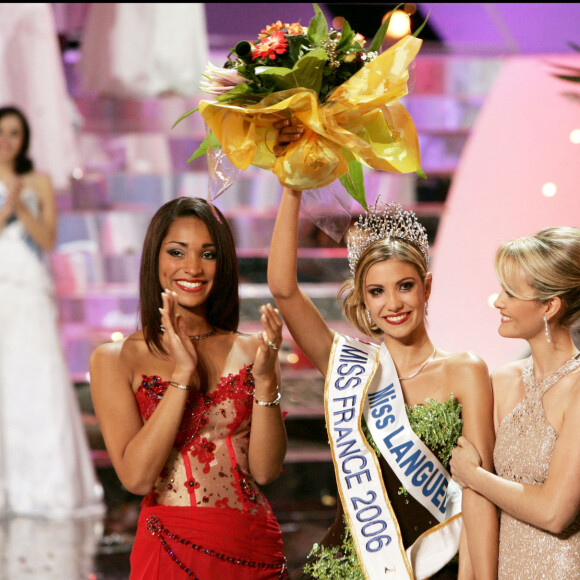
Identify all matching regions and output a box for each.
[89,290,197,495]
[453,354,499,579]
[267,186,335,375]
[451,371,580,534]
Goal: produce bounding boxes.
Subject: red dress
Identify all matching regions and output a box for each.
[130,365,288,579]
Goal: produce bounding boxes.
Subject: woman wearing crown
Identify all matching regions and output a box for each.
[267,125,498,580]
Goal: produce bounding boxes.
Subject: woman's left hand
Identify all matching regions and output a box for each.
[450,435,483,489]
[253,303,283,383]
[0,177,21,218]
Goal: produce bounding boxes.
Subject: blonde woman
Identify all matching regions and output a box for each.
[451,226,580,578]
[268,121,498,578]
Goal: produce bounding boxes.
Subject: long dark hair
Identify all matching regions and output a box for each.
[139,197,240,354]
[0,106,33,174]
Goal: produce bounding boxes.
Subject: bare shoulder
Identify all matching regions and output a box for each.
[567,368,580,409]
[443,350,490,379]
[90,331,146,371]
[490,358,526,389]
[24,171,53,193]
[436,351,491,405]
[231,329,260,356]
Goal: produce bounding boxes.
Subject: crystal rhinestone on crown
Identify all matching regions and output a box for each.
[346,201,430,276]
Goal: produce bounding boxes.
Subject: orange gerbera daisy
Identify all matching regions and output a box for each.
[251,30,288,61]
[258,20,287,39]
[287,22,306,35]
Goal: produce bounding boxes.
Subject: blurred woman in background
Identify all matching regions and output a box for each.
[0,105,104,518]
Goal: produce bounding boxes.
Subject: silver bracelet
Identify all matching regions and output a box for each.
[254,385,280,399]
[168,381,192,391]
[254,392,282,407]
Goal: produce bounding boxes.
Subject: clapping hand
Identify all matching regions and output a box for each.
[159,290,199,387]
[0,176,22,220]
[253,303,283,383]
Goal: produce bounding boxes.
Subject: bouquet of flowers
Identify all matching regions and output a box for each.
[176,4,427,209]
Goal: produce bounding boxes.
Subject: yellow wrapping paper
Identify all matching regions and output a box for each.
[198,35,423,192]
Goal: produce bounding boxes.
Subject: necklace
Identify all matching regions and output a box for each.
[398,346,437,381]
[525,351,580,391]
[189,328,216,341]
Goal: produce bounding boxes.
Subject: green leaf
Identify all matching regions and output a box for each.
[258,49,327,93]
[187,132,221,162]
[215,82,272,104]
[172,107,199,129]
[551,65,580,75]
[287,34,311,63]
[413,9,432,39]
[338,154,367,209]
[554,74,580,83]
[336,18,355,52]
[369,3,403,52]
[307,3,328,44]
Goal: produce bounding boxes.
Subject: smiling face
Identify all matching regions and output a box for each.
[158,216,217,309]
[364,258,431,340]
[0,113,25,166]
[493,267,545,341]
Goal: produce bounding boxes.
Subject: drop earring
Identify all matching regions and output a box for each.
[425,300,429,316]
[367,309,373,326]
[544,316,551,343]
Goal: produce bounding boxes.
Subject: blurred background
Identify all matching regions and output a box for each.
[1,3,579,578]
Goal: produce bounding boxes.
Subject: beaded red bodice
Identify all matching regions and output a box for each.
[135,364,273,515]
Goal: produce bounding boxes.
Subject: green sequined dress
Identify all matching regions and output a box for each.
[297,396,463,580]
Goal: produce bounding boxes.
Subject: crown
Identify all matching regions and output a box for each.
[347,201,430,276]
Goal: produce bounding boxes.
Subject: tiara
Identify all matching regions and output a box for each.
[347,201,430,276]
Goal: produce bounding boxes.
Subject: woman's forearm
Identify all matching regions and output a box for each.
[267,187,302,299]
[248,374,287,484]
[462,488,499,579]
[467,466,574,533]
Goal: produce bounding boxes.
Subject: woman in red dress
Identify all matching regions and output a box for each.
[90,197,288,579]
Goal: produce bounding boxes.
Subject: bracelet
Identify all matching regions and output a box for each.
[168,381,192,391]
[254,385,280,399]
[254,392,282,407]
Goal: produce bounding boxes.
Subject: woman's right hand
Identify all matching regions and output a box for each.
[273,118,304,156]
[450,435,483,489]
[159,290,199,387]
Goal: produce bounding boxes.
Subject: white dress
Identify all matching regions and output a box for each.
[78,3,209,98]
[0,3,80,190]
[0,182,105,518]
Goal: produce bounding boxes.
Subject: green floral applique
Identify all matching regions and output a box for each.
[362,395,462,468]
[304,516,365,580]
[405,395,463,468]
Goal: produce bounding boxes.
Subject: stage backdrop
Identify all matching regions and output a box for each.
[428,53,580,372]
